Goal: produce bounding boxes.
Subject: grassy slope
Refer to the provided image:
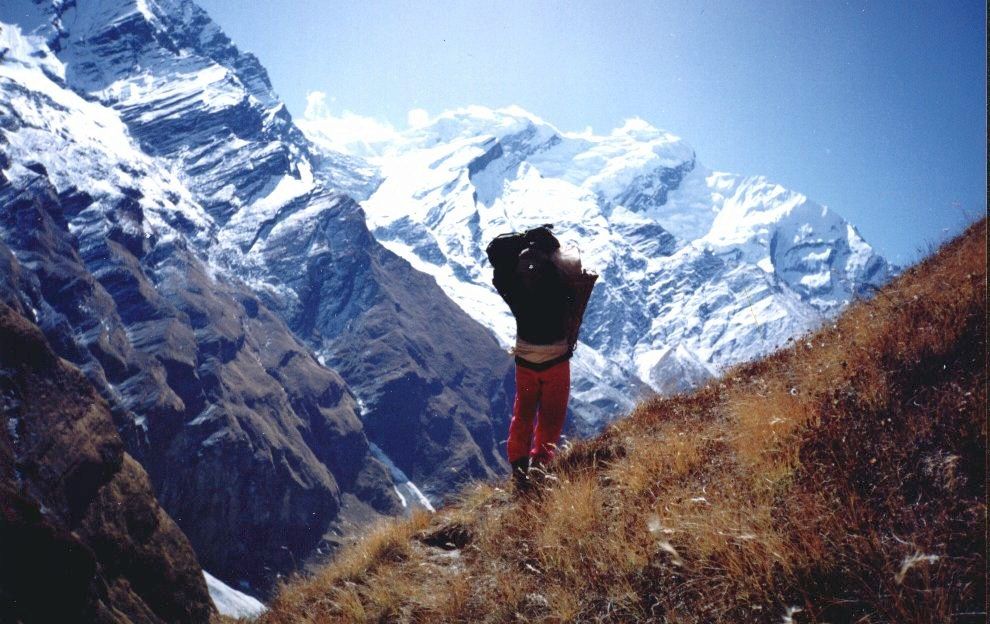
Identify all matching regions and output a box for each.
[256,220,986,624]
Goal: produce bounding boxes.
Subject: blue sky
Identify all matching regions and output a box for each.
[196,0,986,264]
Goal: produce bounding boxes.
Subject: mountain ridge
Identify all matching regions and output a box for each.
[0,15,404,595]
[1,0,519,596]
[38,0,517,497]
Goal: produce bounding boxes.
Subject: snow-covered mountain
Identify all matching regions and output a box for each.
[0,16,411,595]
[302,105,892,430]
[41,0,513,496]
[0,0,509,595]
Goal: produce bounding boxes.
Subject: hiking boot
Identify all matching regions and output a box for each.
[529,459,550,480]
[511,458,531,494]
[528,458,555,489]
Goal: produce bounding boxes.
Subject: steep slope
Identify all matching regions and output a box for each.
[304,106,892,431]
[263,194,515,497]
[0,301,214,624]
[260,220,985,623]
[0,19,401,595]
[13,0,514,497]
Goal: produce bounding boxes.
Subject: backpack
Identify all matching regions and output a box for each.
[486,224,598,351]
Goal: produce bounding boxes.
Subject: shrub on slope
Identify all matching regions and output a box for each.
[257,220,986,623]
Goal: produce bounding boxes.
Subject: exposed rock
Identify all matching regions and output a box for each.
[0,301,214,623]
[254,191,514,497]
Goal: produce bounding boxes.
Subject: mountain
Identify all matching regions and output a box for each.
[1,0,516,594]
[302,106,892,431]
[0,300,214,624]
[41,0,515,496]
[257,219,986,624]
[0,14,405,595]
[2,0,893,602]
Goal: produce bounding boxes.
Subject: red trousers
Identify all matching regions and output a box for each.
[507,360,570,464]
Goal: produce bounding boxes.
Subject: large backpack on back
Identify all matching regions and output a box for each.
[560,259,598,351]
[485,224,598,351]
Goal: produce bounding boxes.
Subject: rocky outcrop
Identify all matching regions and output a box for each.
[0,164,401,595]
[0,301,214,623]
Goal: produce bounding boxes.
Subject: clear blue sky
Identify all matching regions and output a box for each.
[196,0,986,265]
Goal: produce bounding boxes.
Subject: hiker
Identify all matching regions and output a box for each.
[486,225,597,492]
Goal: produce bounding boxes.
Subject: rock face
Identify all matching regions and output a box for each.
[0,19,403,594]
[257,191,513,497]
[0,301,214,624]
[304,106,893,431]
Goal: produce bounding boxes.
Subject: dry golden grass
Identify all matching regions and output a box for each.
[257,220,986,623]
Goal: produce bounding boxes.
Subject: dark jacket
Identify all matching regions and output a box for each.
[503,247,573,345]
[488,227,598,369]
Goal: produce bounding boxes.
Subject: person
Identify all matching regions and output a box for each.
[486,224,597,493]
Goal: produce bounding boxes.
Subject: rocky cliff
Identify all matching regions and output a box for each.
[1,0,519,594]
[0,300,214,623]
[37,0,515,497]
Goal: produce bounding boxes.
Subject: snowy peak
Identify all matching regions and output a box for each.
[704,176,887,309]
[0,19,215,244]
[308,104,893,428]
[4,0,383,228]
[407,105,556,148]
[56,0,312,222]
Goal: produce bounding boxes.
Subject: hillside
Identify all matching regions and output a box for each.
[257,219,986,623]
